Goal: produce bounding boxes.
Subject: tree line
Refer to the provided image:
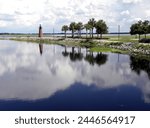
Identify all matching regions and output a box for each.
[62,18,150,41]
[130,20,150,40]
[61,18,108,39]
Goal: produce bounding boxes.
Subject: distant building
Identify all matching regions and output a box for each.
[39,24,43,37]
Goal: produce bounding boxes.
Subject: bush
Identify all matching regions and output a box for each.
[139,38,150,43]
[80,39,97,48]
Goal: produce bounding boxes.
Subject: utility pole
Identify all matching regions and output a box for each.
[53,28,55,39]
[118,25,120,40]
[53,28,55,54]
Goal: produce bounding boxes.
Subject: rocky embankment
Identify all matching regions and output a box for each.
[109,42,150,55]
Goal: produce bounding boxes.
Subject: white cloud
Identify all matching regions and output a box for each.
[0,0,149,32]
[145,10,150,17]
[122,0,142,4]
[0,20,7,27]
[121,10,130,15]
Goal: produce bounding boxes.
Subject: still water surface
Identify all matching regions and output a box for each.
[0,40,150,111]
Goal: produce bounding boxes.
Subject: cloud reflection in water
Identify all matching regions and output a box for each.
[0,40,149,104]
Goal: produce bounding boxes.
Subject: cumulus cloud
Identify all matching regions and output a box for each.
[145,10,150,17]
[0,0,149,32]
[120,10,130,16]
[122,0,142,4]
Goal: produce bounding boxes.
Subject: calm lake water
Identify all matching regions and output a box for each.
[0,40,150,111]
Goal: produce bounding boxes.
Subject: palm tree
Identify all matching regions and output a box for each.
[62,25,69,38]
[84,23,92,38]
[95,20,108,39]
[69,22,76,38]
[76,22,84,38]
[88,18,96,38]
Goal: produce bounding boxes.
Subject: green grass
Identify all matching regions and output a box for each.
[90,47,128,54]
[80,39,98,48]
[107,35,138,43]
[104,35,150,43]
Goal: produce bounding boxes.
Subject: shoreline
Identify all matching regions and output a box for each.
[4,36,150,57]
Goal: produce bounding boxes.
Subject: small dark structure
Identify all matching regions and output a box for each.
[39,24,43,37]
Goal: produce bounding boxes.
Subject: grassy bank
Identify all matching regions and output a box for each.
[8,36,150,56]
[90,47,128,54]
[106,35,150,43]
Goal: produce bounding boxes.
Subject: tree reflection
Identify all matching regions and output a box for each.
[85,52,95,65]
[62,47,108,66]
[130,56,150,79]
[69,47,76,61]
[85,52,108,66]
[62,46,69,57]
[95,53,108,66]
[62,47,83,61]
[69,47,84,61]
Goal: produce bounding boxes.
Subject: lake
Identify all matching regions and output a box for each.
[0,40,150,111]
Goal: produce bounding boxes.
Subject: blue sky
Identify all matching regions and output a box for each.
[0,0,149,33]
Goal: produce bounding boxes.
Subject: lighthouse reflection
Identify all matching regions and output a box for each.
[39,43,43,55]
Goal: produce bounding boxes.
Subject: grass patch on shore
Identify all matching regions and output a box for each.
[80,39,98,48]
[90,47,128,54]
[107,35,138,43]
[106,35,150,43]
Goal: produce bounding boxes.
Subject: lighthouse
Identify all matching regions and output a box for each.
[39,24,43,37]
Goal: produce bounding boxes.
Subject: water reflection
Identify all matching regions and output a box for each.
[0,40,150,110]
[62,46,108,66]
[62,46,69,57]
[85,52,107,66]
[39,43,43,55]
[130,56,150,79]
